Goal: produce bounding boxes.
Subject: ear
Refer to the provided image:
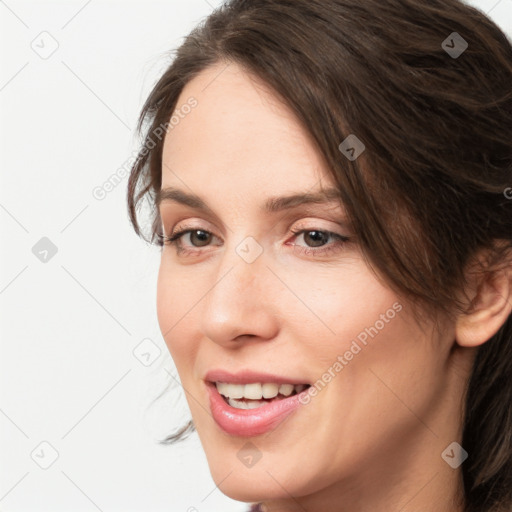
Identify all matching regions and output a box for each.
[455,251,512,348]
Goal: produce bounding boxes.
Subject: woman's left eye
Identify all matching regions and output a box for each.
[158,227,349,257]
[287,228,349,256]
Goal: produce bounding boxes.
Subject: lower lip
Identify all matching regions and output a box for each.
[206,382,308,437]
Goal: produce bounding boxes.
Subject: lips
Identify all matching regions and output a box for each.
[204,369,311,437]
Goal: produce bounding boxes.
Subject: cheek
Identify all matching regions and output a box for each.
[156,259,198,366]
[316,301,441,460]
[289,266,438,440]
[287,262,401,357]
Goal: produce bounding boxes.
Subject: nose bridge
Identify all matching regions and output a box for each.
[214,234,267,296]
[199,236,277,343]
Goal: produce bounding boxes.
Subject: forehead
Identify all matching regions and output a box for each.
[161,62,331,194]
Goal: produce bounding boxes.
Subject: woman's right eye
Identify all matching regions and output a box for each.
[170,228,213,246]
[159,228,219,255]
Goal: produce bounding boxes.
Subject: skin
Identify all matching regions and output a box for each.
[156,61,512,512]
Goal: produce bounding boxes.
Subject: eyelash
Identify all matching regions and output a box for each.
[158,225,350,257]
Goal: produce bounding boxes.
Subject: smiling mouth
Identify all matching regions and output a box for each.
[206,379,312,436]
[212,381,311,409]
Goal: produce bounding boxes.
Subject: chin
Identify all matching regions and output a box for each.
[206,457,316,502]
[214,477,291,502]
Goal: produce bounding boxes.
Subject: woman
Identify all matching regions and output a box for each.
[127,0,512,510]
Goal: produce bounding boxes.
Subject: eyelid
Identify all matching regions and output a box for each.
[290,218,349,234]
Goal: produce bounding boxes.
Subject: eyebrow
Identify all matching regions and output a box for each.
[155,186,345,214]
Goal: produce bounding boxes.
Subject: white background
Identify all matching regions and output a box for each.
[1,1,511,511]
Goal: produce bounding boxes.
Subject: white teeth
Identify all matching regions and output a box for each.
[244,383,262,399]
[216,382,243,399]
[216,382,228,397]
[228,398,263,409]
[215,381,307,400]
[278,384,294,396]
[262,383,279,398]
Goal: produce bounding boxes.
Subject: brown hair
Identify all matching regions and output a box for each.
[126,1,512,510]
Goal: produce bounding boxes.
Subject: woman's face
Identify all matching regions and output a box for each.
[157,62,459,505]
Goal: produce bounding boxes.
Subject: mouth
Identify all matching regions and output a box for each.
[213,381,310,409]
[204,373,312,437]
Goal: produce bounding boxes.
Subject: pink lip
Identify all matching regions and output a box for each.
[205,380,309,437]
[204,369,310,386]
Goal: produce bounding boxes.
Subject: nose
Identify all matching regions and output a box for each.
[199,242,280,346]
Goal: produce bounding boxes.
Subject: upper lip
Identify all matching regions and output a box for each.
[205,369,310,385]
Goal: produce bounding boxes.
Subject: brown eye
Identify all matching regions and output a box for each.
[302,230,330,247]
[161,227,220,253]
[188,230,212,247]
[288,228,350,257]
